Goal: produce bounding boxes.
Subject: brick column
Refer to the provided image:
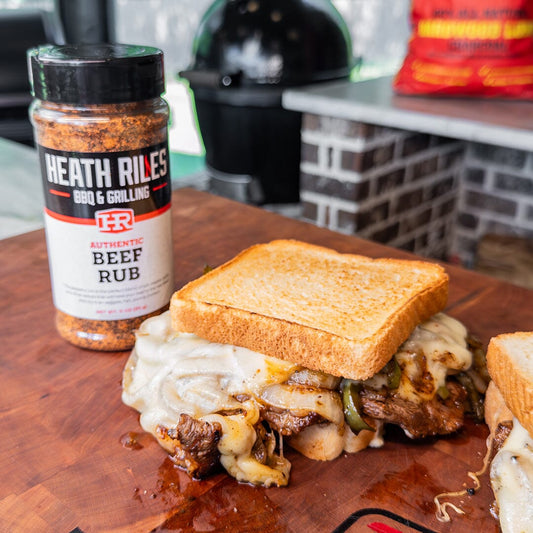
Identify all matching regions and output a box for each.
[299,113,464,260]
[453,142,533,267]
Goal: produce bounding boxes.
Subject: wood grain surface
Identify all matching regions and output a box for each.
[1,188,530,533]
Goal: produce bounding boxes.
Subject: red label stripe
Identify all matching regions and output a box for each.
[44,208,95,225]
[152,182,168,192]
[44,203,171,225]
[49,189,71,198]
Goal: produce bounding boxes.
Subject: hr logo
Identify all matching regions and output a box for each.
[95,208,134,233]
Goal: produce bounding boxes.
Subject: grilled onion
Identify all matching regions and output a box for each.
[260,384,344,425]
[287,368,341,390]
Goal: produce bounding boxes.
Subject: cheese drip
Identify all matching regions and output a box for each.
[395,313,472,402]
[490,418,533,533]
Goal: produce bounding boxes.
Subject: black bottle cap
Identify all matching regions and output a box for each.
[28,43,165,104]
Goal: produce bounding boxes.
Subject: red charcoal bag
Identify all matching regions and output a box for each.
[393,0,533,98]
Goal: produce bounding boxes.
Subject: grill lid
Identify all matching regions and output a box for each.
[181,0,355,90]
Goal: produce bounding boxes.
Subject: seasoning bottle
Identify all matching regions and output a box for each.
[28,44,174,351]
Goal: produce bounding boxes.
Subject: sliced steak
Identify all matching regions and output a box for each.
[493,421,513,453]
[261,406,323,437]
[360,381,468,438]
[157,414,222,478]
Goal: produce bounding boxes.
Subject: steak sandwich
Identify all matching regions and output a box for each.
[122,239,488,486]
[484,332,533,532]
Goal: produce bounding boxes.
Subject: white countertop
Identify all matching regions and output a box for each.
[283,76,533,151]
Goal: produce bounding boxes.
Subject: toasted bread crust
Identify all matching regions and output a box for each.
[484,380,513,437]
[171,240,449,380]
[486,332,533,435]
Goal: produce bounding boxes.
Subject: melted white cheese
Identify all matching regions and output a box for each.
[491,418,533,533]
[395,313,472,402]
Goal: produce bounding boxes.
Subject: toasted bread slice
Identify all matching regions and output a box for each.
[170,239,449,380]
[487,331,533,435]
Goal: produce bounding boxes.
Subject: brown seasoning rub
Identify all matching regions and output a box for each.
[32,99,169,351]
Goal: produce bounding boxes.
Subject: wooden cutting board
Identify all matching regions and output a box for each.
[1,188,531,533]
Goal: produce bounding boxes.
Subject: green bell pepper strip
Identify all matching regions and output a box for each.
[342,381,374,434]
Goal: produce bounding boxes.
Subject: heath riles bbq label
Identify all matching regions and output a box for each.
[38,142,170,221]
[38,142,173,321]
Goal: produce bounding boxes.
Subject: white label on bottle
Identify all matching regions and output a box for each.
[38,143,174,320]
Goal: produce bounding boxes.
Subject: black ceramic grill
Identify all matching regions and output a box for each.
[180,0,355,204]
